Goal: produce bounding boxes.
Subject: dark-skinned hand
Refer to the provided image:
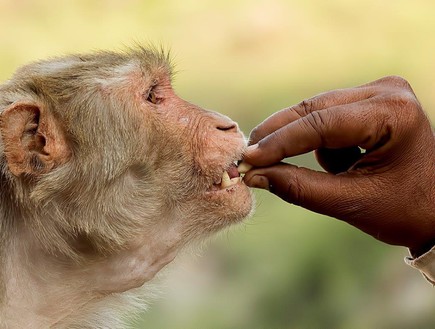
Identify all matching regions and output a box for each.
[243,76,435,257]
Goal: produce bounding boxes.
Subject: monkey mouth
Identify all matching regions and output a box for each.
[208,161,253,191]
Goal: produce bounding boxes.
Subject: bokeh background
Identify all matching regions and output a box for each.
[1,0,434,328]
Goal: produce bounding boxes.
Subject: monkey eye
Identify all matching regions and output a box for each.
[145,86,161,105]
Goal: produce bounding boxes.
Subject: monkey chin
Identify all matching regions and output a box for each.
[198,164,254,233]
[186,183,253,238]
[209,181,253,215]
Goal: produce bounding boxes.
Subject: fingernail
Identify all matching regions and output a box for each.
[245,174,270,191]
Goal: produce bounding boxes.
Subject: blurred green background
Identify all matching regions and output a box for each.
[1,0,434,328]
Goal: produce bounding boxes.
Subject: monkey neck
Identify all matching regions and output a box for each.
[0,172,185,327]
[1,229,91,328]
[0,180,90,327]
[0,211,183,328]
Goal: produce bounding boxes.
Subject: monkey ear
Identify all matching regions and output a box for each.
[0,102,70,177]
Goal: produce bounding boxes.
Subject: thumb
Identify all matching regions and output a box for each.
[244,163,375,221]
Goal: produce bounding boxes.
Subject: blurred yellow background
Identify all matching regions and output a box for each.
[1,0,434,328]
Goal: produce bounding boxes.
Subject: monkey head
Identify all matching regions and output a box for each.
[0,47,253,272]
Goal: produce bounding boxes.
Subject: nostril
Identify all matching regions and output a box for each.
[216,122,238,132]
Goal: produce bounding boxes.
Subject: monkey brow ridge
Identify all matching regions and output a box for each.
[11,45,172,85]
[1,45,173,103]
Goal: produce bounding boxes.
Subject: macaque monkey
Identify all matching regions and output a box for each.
[0,47,253,328]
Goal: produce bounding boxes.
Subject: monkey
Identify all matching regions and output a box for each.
[0,46,253,328]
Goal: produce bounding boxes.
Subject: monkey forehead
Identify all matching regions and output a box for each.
[12,46,172,87]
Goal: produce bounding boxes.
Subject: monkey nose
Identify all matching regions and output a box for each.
[216,121,238,132]
[207,111,240,133]
[214,117,239,133]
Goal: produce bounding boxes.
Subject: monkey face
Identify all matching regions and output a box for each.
[128,67,254,239]
[0,47,254,258]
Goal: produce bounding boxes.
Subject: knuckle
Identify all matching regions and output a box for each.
[301,111,326,136]
[378,75,412,91]
[310,110,327,127]
[385,75,411,88]
[385,91,415,108]
[296,95,328,117]
[282,171,306,205]
[382,91,423,124]
[298,98,315,116]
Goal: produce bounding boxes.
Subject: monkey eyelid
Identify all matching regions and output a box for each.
[143,84,162,105]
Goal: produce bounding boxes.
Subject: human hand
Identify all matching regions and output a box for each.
[243,76,435,256]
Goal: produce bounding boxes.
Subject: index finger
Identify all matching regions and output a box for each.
[244,97,390,167]
[249,86,376,145]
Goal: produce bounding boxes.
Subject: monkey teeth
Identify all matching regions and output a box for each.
[212,160,252,190]
[220,171,242,189]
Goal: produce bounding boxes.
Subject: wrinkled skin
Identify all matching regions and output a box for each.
[244,76,435,257]
[0,48,252,328]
